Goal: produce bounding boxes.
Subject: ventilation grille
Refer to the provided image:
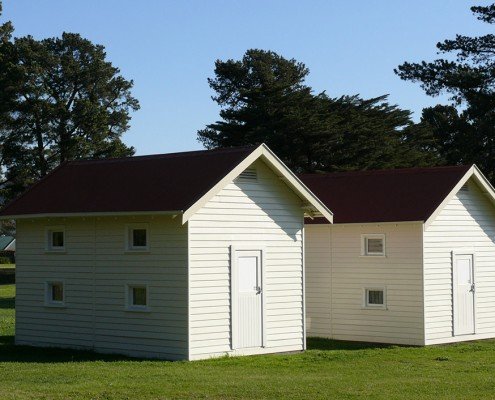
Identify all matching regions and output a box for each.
[236,169,257,182]
[459,184,469,193]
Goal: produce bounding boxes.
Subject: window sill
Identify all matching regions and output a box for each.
[44,303,66,309]
[362,306,388,310]
[125,307,151,313]
[359,255,387,258]
[124,249,150,254]
[45,250,66,254]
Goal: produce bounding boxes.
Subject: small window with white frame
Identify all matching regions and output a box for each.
[362,234,385,256]
[46,226,65,252]
[45,281,65,306]
[126,284,149,311]
[126,224,149,251]
[363,287,386,309]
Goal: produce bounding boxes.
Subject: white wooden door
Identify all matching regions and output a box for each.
[453,254,475,336]
[235,250,263,349]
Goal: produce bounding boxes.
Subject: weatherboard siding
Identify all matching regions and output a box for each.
[424,179,495,344]
[188,159,305,360]
[305,224,332,337]
[305,223,424,345]
[15,216,188,360]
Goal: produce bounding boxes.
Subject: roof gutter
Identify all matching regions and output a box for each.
[0,210,184,220]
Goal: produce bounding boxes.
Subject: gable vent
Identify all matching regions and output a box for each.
[236,169,257,182]
[459,184,469,192]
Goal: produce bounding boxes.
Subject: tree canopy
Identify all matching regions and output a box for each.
[0,4,139,201]
[198,49,439,172]
[396,3,495,180]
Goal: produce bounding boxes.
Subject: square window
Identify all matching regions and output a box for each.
[132,229,147,248]
[45,281,65,306]
[46,227,65,251]
[367,290,383,305]
[126,225,149,251]
[127,284,149,311]
[364,288,386,309]
[133,287,147,306]
[362,234,385,256]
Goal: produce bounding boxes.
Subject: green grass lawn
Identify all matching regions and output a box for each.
[1,284,495,400]
[0,264,15,269]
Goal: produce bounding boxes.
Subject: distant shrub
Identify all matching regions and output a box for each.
[0,257,12,264]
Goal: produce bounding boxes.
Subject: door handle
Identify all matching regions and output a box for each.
[470,283,475,293]
[255,286,262,294]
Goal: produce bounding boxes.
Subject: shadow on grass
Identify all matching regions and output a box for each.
[307,337,398,351]
[0,338,398,364]
[0,335,14,345]
[0,296,14,310]
[0,342,153,364]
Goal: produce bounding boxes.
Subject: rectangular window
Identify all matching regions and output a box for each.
[45,281,65,306]
[46,226,65,251]
[362,234,385,256]
[126,284,149,311]
[364,288,386,309]
[126,224,149,251]
[132,229,147,247]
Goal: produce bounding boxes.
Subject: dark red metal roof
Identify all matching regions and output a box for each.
[0,146,257,217]
[300,165,472,224]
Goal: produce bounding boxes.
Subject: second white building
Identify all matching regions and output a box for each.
[301,165,495,346]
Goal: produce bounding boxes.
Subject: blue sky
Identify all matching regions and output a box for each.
[2,1,493,155]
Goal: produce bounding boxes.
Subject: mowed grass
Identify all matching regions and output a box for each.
[1,284,495,400]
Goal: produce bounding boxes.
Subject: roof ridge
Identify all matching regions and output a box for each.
[68,145,258,165]
[300,165,472,179]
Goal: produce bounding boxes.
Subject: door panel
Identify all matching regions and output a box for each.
[235,251,263,349]
[454,254,475,336]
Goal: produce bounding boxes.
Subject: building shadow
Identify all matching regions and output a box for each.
[307,337,399,351]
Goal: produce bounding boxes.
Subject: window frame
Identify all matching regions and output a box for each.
[44,280,65,307]
[125,224,150,252]
[125,283,150,312]
[363,287,387,310]
[361,234,386,257]
[45,226,66,252]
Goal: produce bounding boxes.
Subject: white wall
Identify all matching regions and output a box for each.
[305,224,332,337]
[15,215,188,360]
[305,222,425,345]
[424,179,495,344]
[188,159,305,360]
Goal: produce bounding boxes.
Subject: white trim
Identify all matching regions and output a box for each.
[301,221,306,351]
[45,225,66,253]
[425,165,495,228]
[451,251,476,336]
[44,280,66,307]
[361,234,386,257]
[230,245,237,350]
[182,144,333,224]
[186,221,191,361]
[125,283,150,312]
[421,222,427,345]
[125,223,150,252]
[362,287,387,310]
[2,210,182,220]
[230,246,266,350]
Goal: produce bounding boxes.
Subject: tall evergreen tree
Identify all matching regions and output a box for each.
[198,49,439,172]
[396,3,495,180]
[0,31,140,200]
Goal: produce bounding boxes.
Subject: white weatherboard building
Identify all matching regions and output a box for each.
[0,145,332,360]
[301,165,495,346]
[3,144,495,359]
